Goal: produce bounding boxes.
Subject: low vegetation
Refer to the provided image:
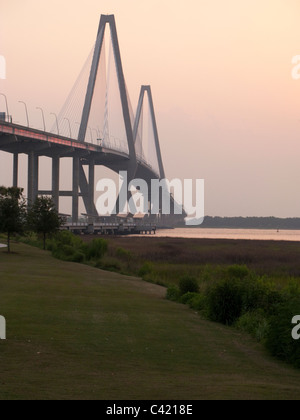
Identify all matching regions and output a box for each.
[165,266,300,369]
[1,243,300,400]
[5,227,300,371]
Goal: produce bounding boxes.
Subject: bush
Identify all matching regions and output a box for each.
[179,275,199,296]
[49,230,83,249]
[180,292,199,305]
[96,257,122,273]
[242,277,284,315]
[85,238,108,260]
[52,244,74,259]
[265,298,300,368]
[51,243,85,263]
[235,310,269,342]
[188,293,207,313]
[226,265,250,280]
[70,251,86,263]
[284,279,300,299]
[166,285,181,302]
[47,232,108,264]
[116,247,132,260]
[207,278,244,325]
[138,262,154,277]
[19,232,43,248]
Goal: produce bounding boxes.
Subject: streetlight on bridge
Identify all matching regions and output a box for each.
[63,118,72,139]
[36,107,46,132]
[18,101,30,127]
[0,93,9,122]
[51,113,60,135]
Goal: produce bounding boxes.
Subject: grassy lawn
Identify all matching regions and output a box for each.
[1,243,300,400]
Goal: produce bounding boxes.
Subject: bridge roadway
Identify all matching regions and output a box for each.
[0,120,159,222]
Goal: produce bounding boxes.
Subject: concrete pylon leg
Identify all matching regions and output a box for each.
[28,152,39,204]
[13,153,18,187]
[72,156,80,223]
[89,159,95,217]
[52,156,60,211]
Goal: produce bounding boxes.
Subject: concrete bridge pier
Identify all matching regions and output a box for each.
[88,158,95,220]
[13,153,18,187]
[72,156,80,223]
[27,151,39,204]
[52,156,60,210]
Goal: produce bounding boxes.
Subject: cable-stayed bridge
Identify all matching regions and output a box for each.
[0,15,182,226]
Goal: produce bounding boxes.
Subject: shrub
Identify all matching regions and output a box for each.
[226,265,250,280]
[235,310,269,342]
[206,278,244,325]
[188,293,207,313]
[52,244,74,259]
[265,298,300,368]
[255,318,270,342]
[179,275,199,296]
[47,232,108,264]
[51,243,86,263]
[85,238,108,260]
[116,247,132,260]
[180,292,199,305]
[284,279,300,299]
[138,262,154,277]
[50,230,83,248]
[96,257,122,273]
[242,277,284,315]
[20,232,42,248]
[70,251,86,263]
[166,285,181,302]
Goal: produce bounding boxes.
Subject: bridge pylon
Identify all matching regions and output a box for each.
[72,14,138,223]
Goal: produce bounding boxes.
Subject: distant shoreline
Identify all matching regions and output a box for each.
[177,216,300,230]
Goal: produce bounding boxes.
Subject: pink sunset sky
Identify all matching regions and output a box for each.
[1,0,300,217]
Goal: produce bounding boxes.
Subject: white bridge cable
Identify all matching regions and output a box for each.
[100,29,128,153]
[83,27,129,154]
[52,44,96,139]
[51,23,159,168]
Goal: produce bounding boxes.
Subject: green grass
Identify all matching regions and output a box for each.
[1,243,300,400]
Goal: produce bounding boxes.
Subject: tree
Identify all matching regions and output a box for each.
[0,187,27,253]
[27,197,64,250]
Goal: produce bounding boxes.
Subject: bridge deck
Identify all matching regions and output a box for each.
[0,121,157,175]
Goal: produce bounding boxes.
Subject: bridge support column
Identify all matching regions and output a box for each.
[52,156,60,211]
[72,156,80,223]
[13,153,18,187]
[28,152,39,204]
[88,159,95,217]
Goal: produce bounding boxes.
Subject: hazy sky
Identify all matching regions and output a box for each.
[1,0,300,217]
